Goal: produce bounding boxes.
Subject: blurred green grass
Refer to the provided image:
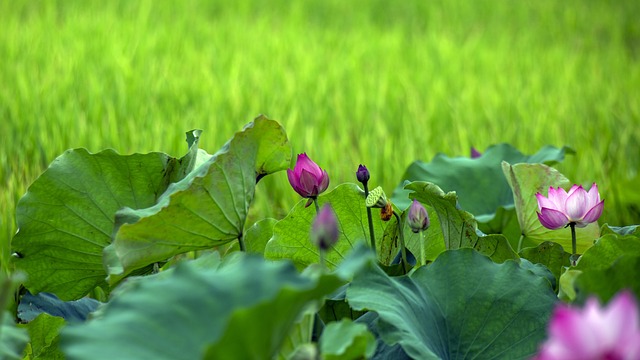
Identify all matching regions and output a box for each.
[1,0,639,266]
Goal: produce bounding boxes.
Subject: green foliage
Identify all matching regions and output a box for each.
[0,311,29,359]
[569,232,640,303]
[62,246,373,360]
[2,0,639,264]
[105,116,291,281]
[503,162,600,253]
[346,248,558,359]
[392,144,573,219]
[519,241,571,288]
[264,184,399,269]
[319,319,376,360]
[21,313,66,360]
[405,182,518,263]
[11,129,202,300]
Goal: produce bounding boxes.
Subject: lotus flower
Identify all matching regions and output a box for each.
[536,291,640,360]
[287,153,329,199]
[470,147,482,158]
[408,199,430,233]
[535,183,604,230]
[311,204,339,250]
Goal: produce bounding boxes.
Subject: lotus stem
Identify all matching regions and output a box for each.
[570,223,577,266]
[363,183,377,254]
[392,211,408,274]
[313,198,320,214]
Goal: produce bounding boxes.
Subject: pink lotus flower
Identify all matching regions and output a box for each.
[535,183,604,230]
[287,153,329,199]
[536,291,640,360]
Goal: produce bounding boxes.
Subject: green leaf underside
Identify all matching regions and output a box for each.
[405,181,518,263]
[503,162,600,253]
[105,116,291,282]
[264,183,399,269]
[346,248,557,359]
[62,246,373,360]
[391,143,573,219]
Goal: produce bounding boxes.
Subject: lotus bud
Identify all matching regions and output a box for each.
[407,199,430,233]
[356,164,370,184]
[287,153,330,199]
[311,204,339,251]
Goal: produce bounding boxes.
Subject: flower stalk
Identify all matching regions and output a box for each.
[356,165,376,254]
[392,211,409,274]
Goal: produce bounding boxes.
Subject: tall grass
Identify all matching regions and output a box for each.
[1,0,639,268]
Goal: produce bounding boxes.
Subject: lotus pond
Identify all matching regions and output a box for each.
[1,116,639,359]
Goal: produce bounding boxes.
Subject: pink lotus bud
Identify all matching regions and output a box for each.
[407,199,430,233]
[311,204,339,250]
[287,153,329,199]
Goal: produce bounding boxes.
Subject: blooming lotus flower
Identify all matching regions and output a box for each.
[536,291,640,360]
[535,183,604,230]
[287,153,329,199]
[408,199,429,233]
[311,204,339,250]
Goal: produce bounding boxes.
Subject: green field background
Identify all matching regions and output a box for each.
[1,0,639,265]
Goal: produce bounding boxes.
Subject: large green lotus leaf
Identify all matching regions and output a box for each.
[21,313,66,360]
[1,311,29,359]
[503,162,600,253]
[575,255,640,303]
[105,116,291,282]
[346,248,557,359]
[319,319,377,360]
[519,241,571,288]
[391,144,573,219]
[264,184,399,269]
[12,130,202,300]
[61,245,373,360]
[576,233,640,270]
[569,233,640,302]
[404,182,518,263]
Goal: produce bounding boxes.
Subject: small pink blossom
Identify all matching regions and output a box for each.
[536,291,640,360]
[535,183,604,230]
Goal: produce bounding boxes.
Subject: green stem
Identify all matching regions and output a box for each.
[319,250,326,270]
[238,233,246,252]
[392,211,408,274]
[419,230,425,267]
[517,234,524,253]
[313,198,320,214]
[570,223,577,266]
[363,183,376,254]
